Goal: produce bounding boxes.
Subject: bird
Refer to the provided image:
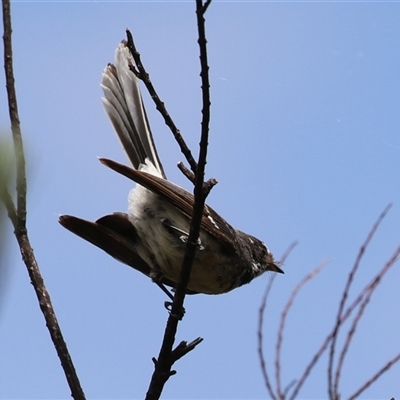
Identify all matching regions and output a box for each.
[59,40,283,297]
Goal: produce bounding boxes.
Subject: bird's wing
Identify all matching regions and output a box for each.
[100,158,239,250]
[59,212,198,293]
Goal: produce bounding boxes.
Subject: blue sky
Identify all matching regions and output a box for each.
[1,1,400,399]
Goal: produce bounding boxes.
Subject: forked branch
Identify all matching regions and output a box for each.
[144,1,214,399]
[258,205,400,400]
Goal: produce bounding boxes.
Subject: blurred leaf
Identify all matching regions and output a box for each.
[0,134,15,197]
[0,134,15,320]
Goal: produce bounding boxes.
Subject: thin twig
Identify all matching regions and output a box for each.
[347,353,400,400]
[144,2,213,399]
[2,0,25,227]
[177,161,196,183]
[289,243,400,400]
[258,274,278,400]
[334,244,400,397]
[333,279,376,394]
[258,241,297,400]
[275,260,328,399]
[201,0,212,13]
[2,1,85,398]
[328,204,392,398]
[170,337,204,363]
[125,29,198,176]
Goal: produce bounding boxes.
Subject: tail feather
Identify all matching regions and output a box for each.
[58,213,198,294]
[101,42,165,177]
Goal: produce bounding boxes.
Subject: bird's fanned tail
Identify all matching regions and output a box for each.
[101,41,165,177]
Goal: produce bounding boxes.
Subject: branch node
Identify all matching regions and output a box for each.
[170,338,204,363]
[178,162,196,183]
[203,177,217,195]
[164,301,185,320]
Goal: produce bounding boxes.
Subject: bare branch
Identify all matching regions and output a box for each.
[275,260,328,399]
[334,243,400,397]
[328,204,392,397]
[2,0,25,228]
[203,176,218,196]
[2,1,85,398]
[144,2,213,399]
[177,161,196,183]
[201,0,212,14]
[170,337,204,363]
[125,29,198,176]
[333,278,378,393]
[348,353,400,400]
[258,241,297,400]
[258,274,278,400]
[289,243,400,400]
